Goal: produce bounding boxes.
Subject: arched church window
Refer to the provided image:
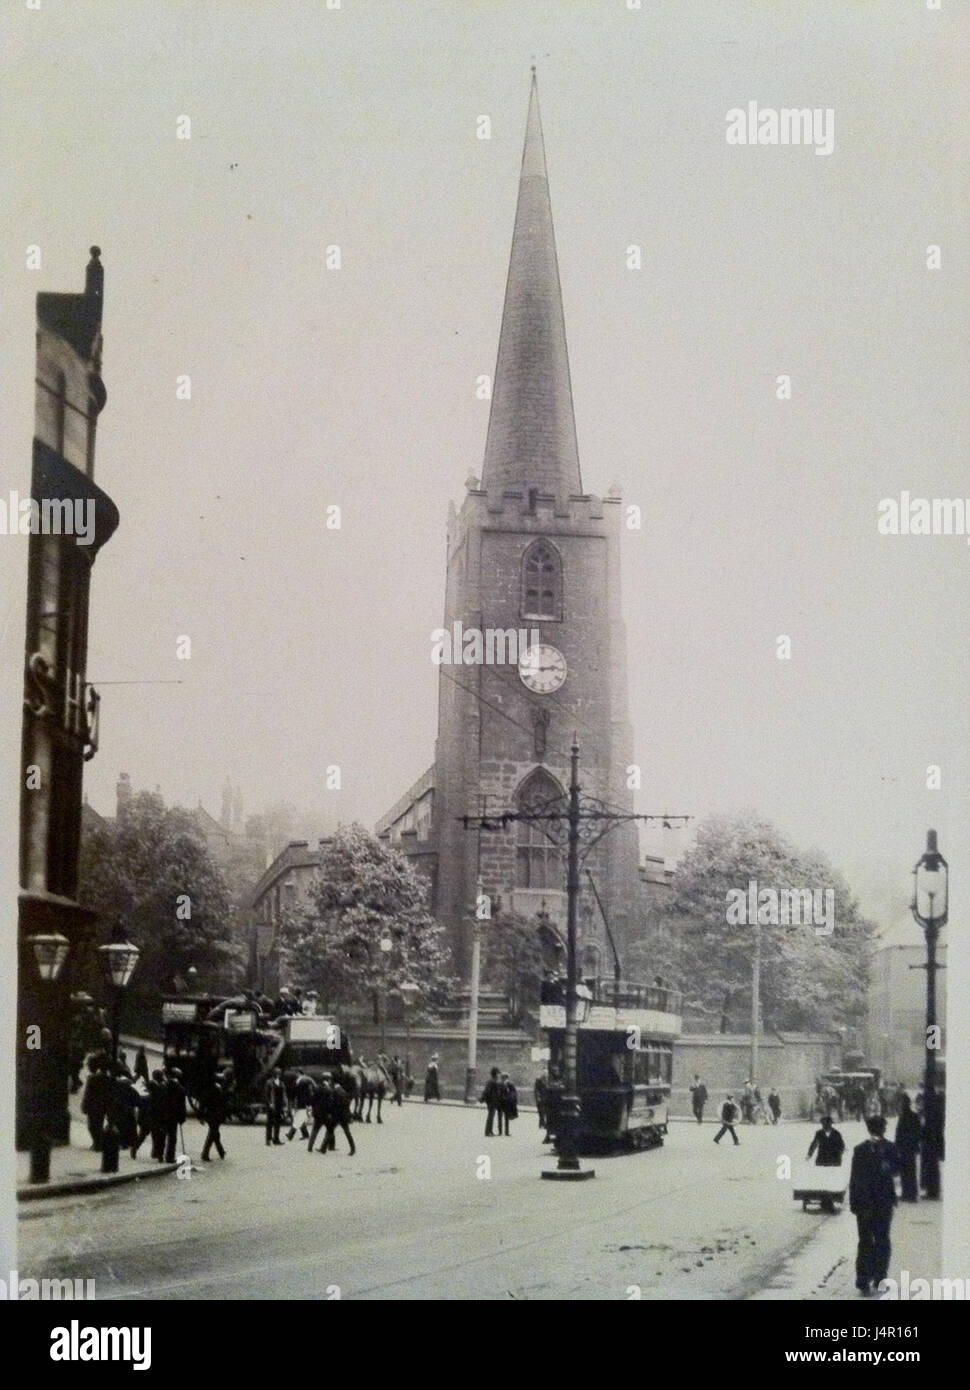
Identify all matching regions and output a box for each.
[521,539,562,621]
[515,768,564,890]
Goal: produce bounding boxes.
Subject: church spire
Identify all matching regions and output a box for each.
[481,73,583,497]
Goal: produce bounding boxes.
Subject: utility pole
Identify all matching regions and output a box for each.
[459,747,690,1181]
[464,872,486,1103]
[750,915,761,1086]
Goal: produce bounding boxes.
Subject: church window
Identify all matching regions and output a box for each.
[515,768,564,890]
[521,539,562,621]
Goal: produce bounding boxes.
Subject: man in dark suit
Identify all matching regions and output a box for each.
[807,1115,846,1213]
[481,1067,502,1136]
[849,1115,900,1295]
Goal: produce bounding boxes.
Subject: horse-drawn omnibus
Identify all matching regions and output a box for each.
[539,977,682,1152]
[161,996,352,1121]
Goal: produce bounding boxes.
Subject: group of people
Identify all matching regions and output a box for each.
[689,1076,782,1133]
[479,1067,519,1136]
[258,1066,358,1157]
[803,1106,940,1295]
[80,1037,188,1165]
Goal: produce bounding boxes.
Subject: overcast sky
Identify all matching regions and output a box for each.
[2,0,968,943]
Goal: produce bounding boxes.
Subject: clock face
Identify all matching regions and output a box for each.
[518,643,567,694]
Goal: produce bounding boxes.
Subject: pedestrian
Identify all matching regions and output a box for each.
[807,1115,846,1213]
[919,1090,944,1200]
[767,1086,781,1125]
[108,1067,140,1150]
[534,1073,553,1141]
[132,1069,165,1159]
[160,1069,188,1163]
[389,1055,404,1105]
[80,1060,110,1151]
[201,1080,229,1161]
[894,1093,920,1202]
[423,1053,441,1102]
[264,1066,287,1145]
[689,1074,708,1124]
[481,1067,502,1137]
[286,1070,316,1141]
[713,1094,740,1146]
[849,1115,900,1296]
[740,1080,754,1124]
[307,1077,332,1154]
[133,1045,150,1085]
[497,1073,518,1136]
[323,1074,356,1156]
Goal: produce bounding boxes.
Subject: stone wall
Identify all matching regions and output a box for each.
[671,1033,842,1120]
[350,1025,539,1101]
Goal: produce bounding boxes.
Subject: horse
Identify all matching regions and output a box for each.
[347,1057,393,1124]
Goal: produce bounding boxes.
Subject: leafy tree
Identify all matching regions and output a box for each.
[279,824,448,1019]
[78,790,238,999]
[479,909,545,1027]
[628,813,876,1035]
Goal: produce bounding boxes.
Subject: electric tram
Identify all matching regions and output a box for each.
[539,977,682,1152]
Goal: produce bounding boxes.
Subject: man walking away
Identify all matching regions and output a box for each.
[807,1115,845,1212]
[264,1067,287,1145]
[161,1069,188,1164]
[201,1080,229,1161]
[849,1115,900,1296]
[307,1077,331,1154]
[895,1093,921,1202]
[81,1060,110,1151]
[689,1074,708,1124]
[714,1095,740,1145]
[323,1073,356,1156]
[132,1068,165,1159]
[481,1067,502,1136]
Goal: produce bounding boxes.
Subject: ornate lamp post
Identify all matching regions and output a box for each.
[910,829,947,1199]
[24,932,71,1183]
[98,924,140,1066]
[399,979,420,1084]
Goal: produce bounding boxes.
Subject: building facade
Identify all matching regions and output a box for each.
[377,78,643,975]
[17,248,119,1152]
[866,938,947,1087]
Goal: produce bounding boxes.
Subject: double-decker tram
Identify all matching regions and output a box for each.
[540,977,682,1153]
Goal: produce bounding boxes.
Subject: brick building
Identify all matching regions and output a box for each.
[377,77,644,975]
[17,248,119,1155]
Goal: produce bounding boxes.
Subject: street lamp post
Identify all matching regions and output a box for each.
[910,829,947,1200]
[97,923,140,1174]
[25,932,71,1183]
[398,979,420,1089]
[379,936,393,1052]
[543,740,595,1181]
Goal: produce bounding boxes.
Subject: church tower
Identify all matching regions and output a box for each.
[430,75,642,972]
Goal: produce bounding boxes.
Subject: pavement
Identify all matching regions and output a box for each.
[16,1104,946,1300]
[17,1113,179,1202]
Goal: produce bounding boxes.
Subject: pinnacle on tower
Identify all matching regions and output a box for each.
[481,74,583,498]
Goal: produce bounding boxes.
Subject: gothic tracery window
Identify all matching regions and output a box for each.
[515,768,564,890]
[521,539,562,621]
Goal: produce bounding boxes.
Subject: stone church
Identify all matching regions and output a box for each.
[377,76,653,975]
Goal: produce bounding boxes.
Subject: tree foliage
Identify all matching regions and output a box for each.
[78,790,238,998]
[479,910,545,1027]
[279,824,448,1015]
[629,813,876,1035]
